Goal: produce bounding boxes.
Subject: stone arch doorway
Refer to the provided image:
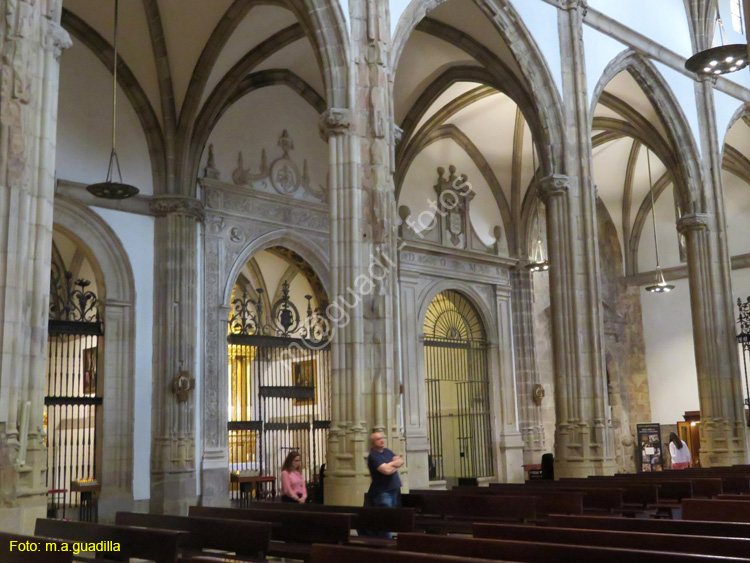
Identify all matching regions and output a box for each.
[226,246,331,501]
[423,290,494,485]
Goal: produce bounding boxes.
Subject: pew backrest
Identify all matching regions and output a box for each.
[188,506,352,544]
[0,531,71,563]
[546,514,750,538]
[115,511,272,557]
[683,499,750,523]
[34,518,185,563]
[310,544,497,563]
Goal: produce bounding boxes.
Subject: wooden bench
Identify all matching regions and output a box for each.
[114,511,271,560]
[473,522,750,559]
[234,501,416,533]
[0,531,71,563]
[404,493,537,533]
[309,544,497,563]
[558,478,660,507]
[588,476,694,501]
[546,514,750,538]
[683,499,750,523]
[396,532,744,563]
[718,494,750,501]
[456,486,584,515]
[34,518,186,563]
[487,483,620,513]
[189,505,352,561]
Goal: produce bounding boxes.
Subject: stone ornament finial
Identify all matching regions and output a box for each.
[537,174,569,203]
[318,108,351,141]
[676,213,710,235]
[150,195,205,221]
[44,19,72,60]
[203,144,220,180]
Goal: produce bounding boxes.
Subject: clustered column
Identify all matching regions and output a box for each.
[0,0,70,531]
[149,196,203,513]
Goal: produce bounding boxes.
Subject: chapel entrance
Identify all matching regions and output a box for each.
[424,290,494,485]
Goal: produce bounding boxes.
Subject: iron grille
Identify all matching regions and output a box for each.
[424,291,494,483]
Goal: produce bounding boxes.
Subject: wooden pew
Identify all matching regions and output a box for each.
[486,483,619,513]
[455,486,584,515]
[310,544,497,563]
[403,493,537,533]
[558,478,660,508]
[546,514,750,539]
[591,474,723,498]
[233,501,416,533]
[114,511,271,560]
[0,531,71,563]
[473,522,750,559]
[189,505,352,561]
[683,499,750,523]
[587,476,695,501]
[396,532,744,563]
[718,494,750,501]
[34,518,185,563]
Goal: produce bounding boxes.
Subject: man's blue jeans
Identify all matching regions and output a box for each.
[360,489,400,538]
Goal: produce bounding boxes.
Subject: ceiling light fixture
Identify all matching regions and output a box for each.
[525,143,549,272]
[685,6,748,76]
[86,0,139,199]
[644,149,674,294]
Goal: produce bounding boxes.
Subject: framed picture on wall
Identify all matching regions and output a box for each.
[293,359,316,406]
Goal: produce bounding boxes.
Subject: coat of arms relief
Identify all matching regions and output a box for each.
[202,130,327,203]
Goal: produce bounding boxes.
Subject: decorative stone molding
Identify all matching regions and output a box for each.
[318,108,351,140]
[44,19,72,59]
[150,196,205,221]
[393,124,404,145]
[537,175,569,203]
[399,243,514,286]
[563,0,588,12]
[676,213,710,235]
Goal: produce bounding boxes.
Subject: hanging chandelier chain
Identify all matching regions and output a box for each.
[112,0,118,154]
[646,148,662,269]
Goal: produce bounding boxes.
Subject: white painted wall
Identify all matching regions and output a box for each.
[90,207,154,500]
[57,41,155,195]
[641,278,699,425]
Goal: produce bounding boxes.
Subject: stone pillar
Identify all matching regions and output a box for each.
[544,0,615,477]
[511,268,545,464]
[323,0,404,505]
[0,0,70,532]
[149,196,203,513]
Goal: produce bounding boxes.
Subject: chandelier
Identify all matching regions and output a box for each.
[86,0,139,199]
[685,5,747,76]
[644,149,674,294]
[525,143,549,272]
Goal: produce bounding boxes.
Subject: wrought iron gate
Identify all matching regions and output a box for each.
[45,263,102,517]
[738,297,750,428]
[424,290,494,483]
[227,281,330,499]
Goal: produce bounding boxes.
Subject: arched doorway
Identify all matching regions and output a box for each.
[423,290,493,485]
[45,231,103,518]
[226,247,331,500]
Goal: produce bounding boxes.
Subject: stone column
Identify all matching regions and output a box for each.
[323,0,404,505]
[511,268,545,464]
[544,0,615,477]
[0,0,70,532]
[149,196,203,513]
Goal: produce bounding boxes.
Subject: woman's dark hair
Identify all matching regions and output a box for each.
[669,432,683,449]
[282,450,302,472]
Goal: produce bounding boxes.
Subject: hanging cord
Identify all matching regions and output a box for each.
[106,0,125,184]
[646,149,662,270]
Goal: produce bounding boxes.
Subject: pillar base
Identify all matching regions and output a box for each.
[699,418,748,467]
[150,472,197,515]
[495,431,525,483]
[198,467,230,507]
[554,423,617,478]
[0,498,45,535]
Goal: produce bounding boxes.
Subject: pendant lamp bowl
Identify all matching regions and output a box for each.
[645,282,675,293]
[525,260,549,272]
[86,181,139,199]
[685,44,748,76]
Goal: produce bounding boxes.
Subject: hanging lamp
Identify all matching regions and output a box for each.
[525,143,549,272]
[644,149,674,293]
[685,5,747,76]
[86,0,139,199]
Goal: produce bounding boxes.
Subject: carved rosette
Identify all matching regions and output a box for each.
[318,108,351,141]
[537,175,569,203]
[150,196,205,221]
[676,213,710,235]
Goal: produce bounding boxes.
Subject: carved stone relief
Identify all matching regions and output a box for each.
[208,130,327,202]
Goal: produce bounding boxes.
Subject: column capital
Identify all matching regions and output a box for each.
[318,108,351,140]
[537,174,569,203]
[562,0,588,12]
[150,195,204,221]
[676,213,710,235]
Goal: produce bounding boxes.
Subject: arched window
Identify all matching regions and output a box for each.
[423,291,494,484]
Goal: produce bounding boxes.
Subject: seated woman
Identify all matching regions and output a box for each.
[669,432,691,469]
[280,451,307,503]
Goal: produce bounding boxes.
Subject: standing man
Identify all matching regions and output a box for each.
[367,431,404,507]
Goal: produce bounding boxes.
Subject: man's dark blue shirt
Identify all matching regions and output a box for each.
[367,447,402,494]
